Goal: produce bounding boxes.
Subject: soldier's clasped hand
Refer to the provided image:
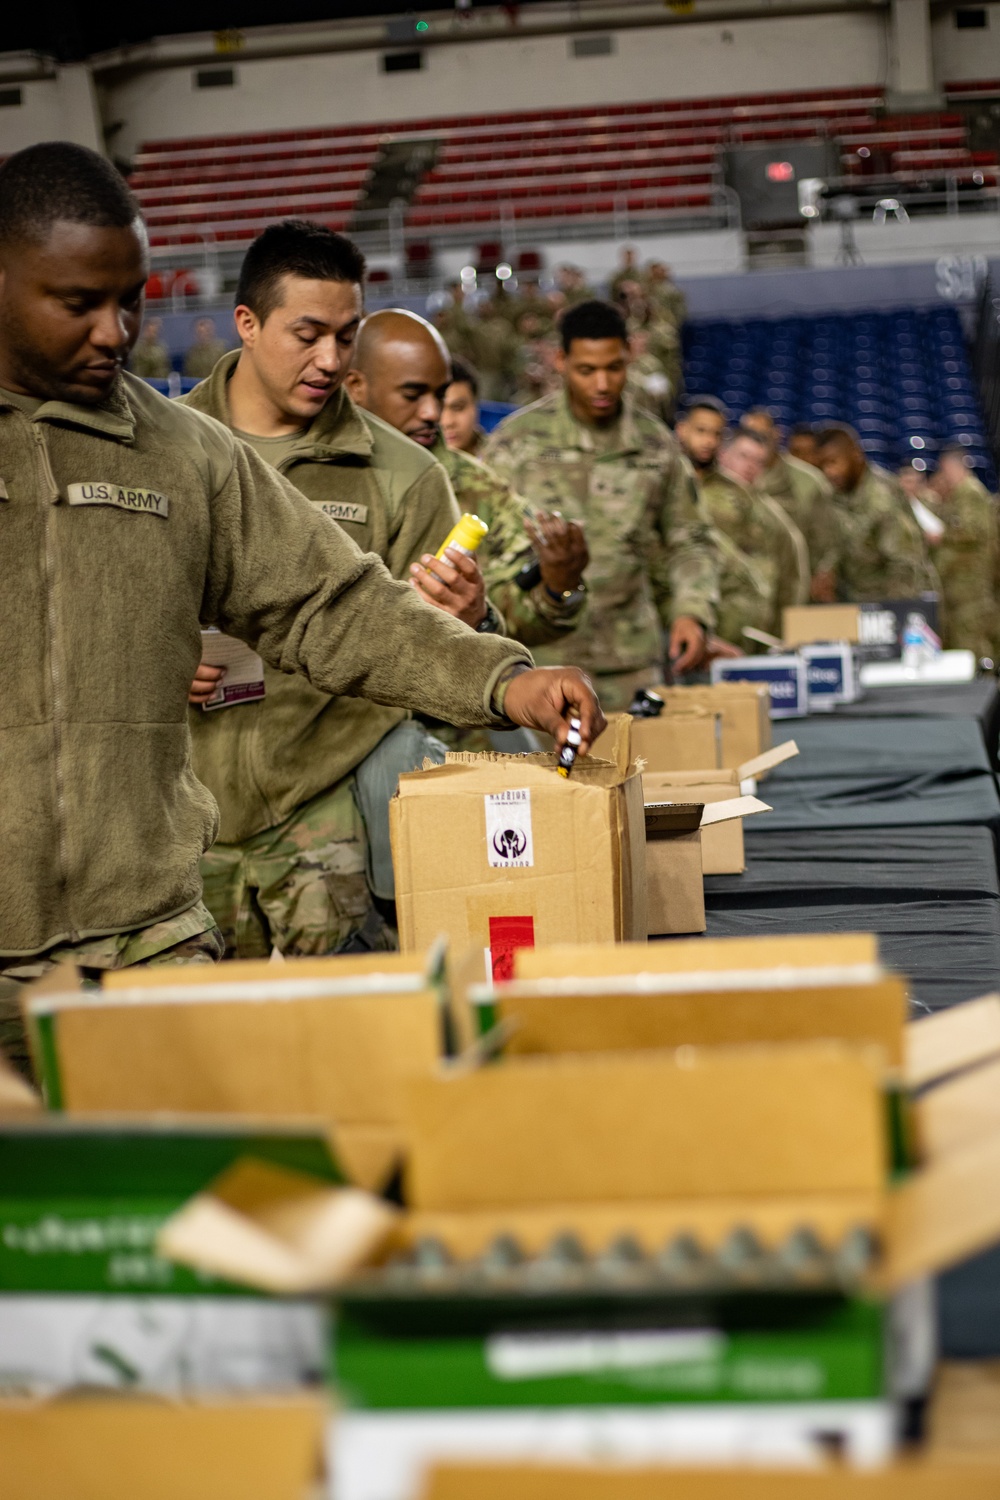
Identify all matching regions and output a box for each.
[410,547,488,629]
[526,508,589,596]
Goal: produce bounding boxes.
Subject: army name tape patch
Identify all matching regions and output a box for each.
[320,501,367,524]
[67,482,169,517]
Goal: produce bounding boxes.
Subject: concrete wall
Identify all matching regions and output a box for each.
[108,12,884,158]
[932,5,1000,84]
[0,67,104,154]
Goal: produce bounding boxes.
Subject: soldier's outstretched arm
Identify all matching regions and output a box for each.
[649,457,720,635]
[202,441,603,742]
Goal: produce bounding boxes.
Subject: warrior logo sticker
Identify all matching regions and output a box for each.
[484,789,533,868]
[67,483,169,517]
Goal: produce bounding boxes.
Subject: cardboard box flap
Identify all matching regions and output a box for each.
[404,752,638,792]
[156,1158,397,1293]
[905,994,1000,1089]
[514,933,881,981]
[700,795,771,827]
[642,769,740,791]
[877,1126,1000,1291]
[783,602,862,646]
[484,973,906,1064]
[100,947,445,990]
[0,1055,41,1116]
[644,802,704,835]
[0,1395,325,1500]
[422,1459,1000,1500]
[404,1044,889,1211]
[913,1058,1000,1162]
[736,741,800,781]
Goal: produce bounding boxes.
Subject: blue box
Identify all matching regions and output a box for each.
[710,655,808,719]
[801,642,861,711]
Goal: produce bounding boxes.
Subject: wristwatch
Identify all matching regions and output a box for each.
[543,579,588,610]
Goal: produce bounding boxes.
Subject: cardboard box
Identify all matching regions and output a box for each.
[782,604,863,647]
[643,798,771,934]
[642,743,794,874]
[390,734,647,970]
[514,932,880,982]
[0,1394,324,1500]
[25,950,448,1192]
[711,655,809,719]
[0,1116,339,1395]
[645,684,773,766]
[471,955,908,1067]
[592,707,722,773]
[421,1459,1000,1500]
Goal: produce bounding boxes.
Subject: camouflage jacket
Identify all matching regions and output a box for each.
[181,353,463,843]
[431,436,585,648]
[484,391,719,679]
[834,466,939,602]
[760,453,845,580]
[694,463,807,647]
[928,474,998,656]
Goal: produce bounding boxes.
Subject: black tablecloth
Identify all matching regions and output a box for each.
[833,678,1000,770]
[704,826,1000,905]
[703,898,1000,1012]
[756,719,1000,832]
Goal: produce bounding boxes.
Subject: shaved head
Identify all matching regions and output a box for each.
[346,308,451,447]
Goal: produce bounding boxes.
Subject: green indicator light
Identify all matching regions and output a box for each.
[415,19,429,30]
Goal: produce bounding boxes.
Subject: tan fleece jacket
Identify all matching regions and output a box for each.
[180,353,462,841]
[0,373,531,958]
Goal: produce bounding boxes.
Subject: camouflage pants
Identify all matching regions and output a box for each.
[200,778,395,961]
[0,900,223,1080]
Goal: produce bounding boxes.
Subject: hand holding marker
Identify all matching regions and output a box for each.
[557,716,583,778]
[438,514,584,777]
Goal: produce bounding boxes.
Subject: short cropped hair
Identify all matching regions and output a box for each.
[680,394,729,423]
[560,299,628,352]
[0,142,139,248]
[236,220,367,323]
[938,443,971,464]
[815,422,862,450]
[725,424,769,450]
[789,422,817,439]
[448,356,480,398]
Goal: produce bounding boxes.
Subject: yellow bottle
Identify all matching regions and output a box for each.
[436,512,489,560]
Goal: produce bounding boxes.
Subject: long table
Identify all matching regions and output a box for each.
[697,676,1000,1354]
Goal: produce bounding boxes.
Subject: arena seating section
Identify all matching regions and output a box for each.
[685,306,996,484]
[129,83,998,246]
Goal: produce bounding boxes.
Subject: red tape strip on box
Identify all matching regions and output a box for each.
[488,915,535,982]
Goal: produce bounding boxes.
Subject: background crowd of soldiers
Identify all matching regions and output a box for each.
[423,246,999,666]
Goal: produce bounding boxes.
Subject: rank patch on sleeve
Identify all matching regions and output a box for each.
[320,501,368,524]
[67,483,169,517]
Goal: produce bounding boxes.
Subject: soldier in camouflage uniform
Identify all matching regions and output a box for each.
[928,446,998,659]
[815,426,939,601]
[741,408,845,602]
[485,301,719,710]
[184,227,490,958]
[129,317,171,380]
[676,403,807,650]
[441,356,487,457]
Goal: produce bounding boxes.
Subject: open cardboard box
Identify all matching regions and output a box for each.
[645,683,774,765]
[421,1459,1000,1500]
[468,935,908,1067]
[592,707,722,773]
[0,1393,324,1500]
[642,744,795,875]
[390,723,646,966]
[391,1037,1000,1297]
[643,797,771,933]
[24,948,449,1192]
